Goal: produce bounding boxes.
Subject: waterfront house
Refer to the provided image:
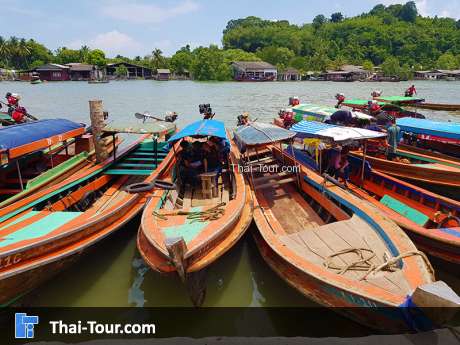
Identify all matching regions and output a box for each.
[415,69,460,80]
[156,69,171,81]
[105,62,153,79]
[231,61,277,81]
[66,63,95,81]
[278,68,301,81]
[325,65,371,81]
[35,63,70,81]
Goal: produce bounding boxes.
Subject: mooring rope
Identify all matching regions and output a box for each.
[153,202,226,223]
[323,248,435,281]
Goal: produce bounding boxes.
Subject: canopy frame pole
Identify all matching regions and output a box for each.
[65,139,69,156]
[319,147,322,174]
[16,160,24,191]
[112,134,117,160]
[361,140,367,187]
[154,135,158,166]
[49,145,54,168]
[290,139,301,189]
[280,141,285,165]
[248,148,256,190]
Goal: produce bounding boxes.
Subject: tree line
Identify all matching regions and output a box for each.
[1,2,460,80]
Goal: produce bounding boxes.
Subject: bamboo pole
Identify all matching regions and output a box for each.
[89,100,109,163]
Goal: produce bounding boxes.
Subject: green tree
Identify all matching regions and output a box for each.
[87,49,106,67]
[256,46,294,66]
[313,14,327,30]
[362,60,374,71]
[55,47,81,64]
[170,50,194,74]
[150,48,168,70]
[381,56,401,76]
[436,52,458,69]
[399,1,418,22]
[330,12,344,23]
[115,65,128,78]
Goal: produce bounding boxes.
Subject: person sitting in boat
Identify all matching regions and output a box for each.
[178,140,194,187]
[386,118,401,160]
[405,85,417,97]
[326,145,350,187]
[329,109,353,126]
[335,93,345,108]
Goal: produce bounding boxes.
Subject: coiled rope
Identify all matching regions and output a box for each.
[153,202,226,223]
[324,248,435,281]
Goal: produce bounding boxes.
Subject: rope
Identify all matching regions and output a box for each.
[323,248,435,281]
[153,202,226,223]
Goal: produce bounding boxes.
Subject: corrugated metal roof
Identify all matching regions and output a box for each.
[157,69,171,74]
[232,61,276,70]
[35,63,70,71]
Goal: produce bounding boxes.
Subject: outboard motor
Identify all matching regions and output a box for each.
[335,93,345,108]
[371,90,382,98]
[199,104,214,119]
[165,111,178,122]
[288,96,300,106]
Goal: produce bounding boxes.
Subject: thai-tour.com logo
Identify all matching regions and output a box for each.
[15,313,39,339]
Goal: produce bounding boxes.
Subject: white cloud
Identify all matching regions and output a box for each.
[101,0,199,24]
[68,30,143,57]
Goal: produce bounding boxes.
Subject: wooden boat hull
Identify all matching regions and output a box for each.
[138,144,253,276]
[411,103,460,111]
[0,137,173,305]
[247,146,444,332]
[400,142,460,160]
[350,151,460,188]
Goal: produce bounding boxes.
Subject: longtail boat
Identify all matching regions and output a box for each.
[342,99,425,119]
[0,119,94,208]
[397,117,460,159]
[410,102,460,111]
[237,122,460,331]
[286,121,460,265]
[376,96,425,105]
[138,119,253,306]
[0,121,176,306]
[347,157,460,265]
[291,103,372,123]
[349,149,460,189]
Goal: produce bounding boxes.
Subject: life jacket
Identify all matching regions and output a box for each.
[370,103,381,113]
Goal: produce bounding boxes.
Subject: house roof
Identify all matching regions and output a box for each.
[232,61,276,70]
[327,65,367,74]
[281,67,300,74]
[107,62,152,71]
[66,63,94,71]
[35,63,69,71]
[157,69,170,74]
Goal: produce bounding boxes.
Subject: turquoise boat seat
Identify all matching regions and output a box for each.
[380,195,429,226]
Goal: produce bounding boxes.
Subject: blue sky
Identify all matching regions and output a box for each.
[2,0,459,57]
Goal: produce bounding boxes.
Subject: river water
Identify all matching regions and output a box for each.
[1,80,459,333]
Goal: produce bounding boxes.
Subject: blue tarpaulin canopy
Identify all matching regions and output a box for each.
[396,117,460,140]
[233,122,296,152]
[290,121,386,144]
[0,119,85,155]
[168,119,228,143]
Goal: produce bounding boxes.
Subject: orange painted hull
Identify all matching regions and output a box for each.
[138,142,253,276]
[0,136,173,305]
[249,146,435,331]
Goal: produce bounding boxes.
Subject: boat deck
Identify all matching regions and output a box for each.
[257,177,413,296]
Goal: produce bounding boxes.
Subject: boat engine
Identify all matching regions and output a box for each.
[199,104,214,119]
[371,90,382,98]
[288,97,300,106]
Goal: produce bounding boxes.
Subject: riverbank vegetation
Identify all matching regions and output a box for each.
[1,2,459,80]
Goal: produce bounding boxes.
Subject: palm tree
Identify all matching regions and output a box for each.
[17,38,31,68]
[0,36,10,66]
[80,45,90,62]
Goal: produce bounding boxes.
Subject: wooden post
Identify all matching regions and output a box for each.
[89,100,109,163]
